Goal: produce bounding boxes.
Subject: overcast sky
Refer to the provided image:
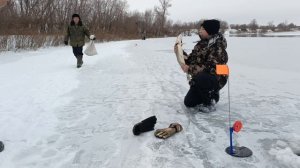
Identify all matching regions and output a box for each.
[126,0,300,25]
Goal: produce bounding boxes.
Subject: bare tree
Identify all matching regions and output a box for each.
[154,0,172,36]
[277,21,289,31]
[220,20,229,33]
[267,21,275,31]
[248,19,258,33]
[143,9,154,36]
[288,23,296,30]
[240,24,248,32]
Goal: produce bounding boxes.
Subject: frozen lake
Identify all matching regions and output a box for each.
[0,35,300,168]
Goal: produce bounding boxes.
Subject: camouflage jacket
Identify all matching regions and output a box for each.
[64,25,90,47]
[185,33,228,89]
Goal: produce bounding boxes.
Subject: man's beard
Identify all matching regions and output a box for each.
[198,34,204,40]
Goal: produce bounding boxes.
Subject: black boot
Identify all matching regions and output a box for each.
[198,91,219,112]
[212,91,220,103]
[76,55,80,68]
[77,55,83,68]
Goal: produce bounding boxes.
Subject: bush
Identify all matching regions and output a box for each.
[0,35,63,52]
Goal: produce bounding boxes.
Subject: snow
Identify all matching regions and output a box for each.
[264,31,300,36]
[0,35,300,168]
[269,138,300,168]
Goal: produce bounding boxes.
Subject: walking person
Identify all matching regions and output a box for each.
[64,14,95,68]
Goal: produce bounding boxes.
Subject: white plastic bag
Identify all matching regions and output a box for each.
[84,40,98,56]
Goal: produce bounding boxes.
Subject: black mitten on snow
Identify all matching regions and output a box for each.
[133,116,157,135]
[64,41,68,45]
[0,141,4,152]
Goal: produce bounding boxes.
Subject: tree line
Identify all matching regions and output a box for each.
[230,19,299,33]
[0,0,298,51]
[0,0,180,38]
[1,0,298,37]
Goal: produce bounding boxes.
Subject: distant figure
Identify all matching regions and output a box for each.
[142,31,146,40]
[64,14,96,68]
[175,19,228,110]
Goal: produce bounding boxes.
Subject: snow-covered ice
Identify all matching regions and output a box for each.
[0,34,300,168]
[264,31,300,36]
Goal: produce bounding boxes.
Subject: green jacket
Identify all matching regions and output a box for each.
[64,24,90,47]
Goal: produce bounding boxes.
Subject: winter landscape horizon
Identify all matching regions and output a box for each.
[0,31,300,167]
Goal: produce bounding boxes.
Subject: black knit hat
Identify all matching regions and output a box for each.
[201,19,220,35]
[72,14,80,18]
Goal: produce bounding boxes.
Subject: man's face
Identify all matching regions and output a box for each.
[73,17,80,24]
[198,27,209,40]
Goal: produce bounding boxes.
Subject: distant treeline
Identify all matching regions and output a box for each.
[0,0,191,39]
[0,0,298,37]
[0,0,298,51]
[229,19,299,33]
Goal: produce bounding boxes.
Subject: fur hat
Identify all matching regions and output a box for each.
[201,19,220,35]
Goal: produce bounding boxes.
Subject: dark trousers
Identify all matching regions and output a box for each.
[72,46,83,57]
[184,73,219,107]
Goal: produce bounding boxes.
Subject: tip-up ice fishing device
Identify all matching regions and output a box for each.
[216,65,253,157]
